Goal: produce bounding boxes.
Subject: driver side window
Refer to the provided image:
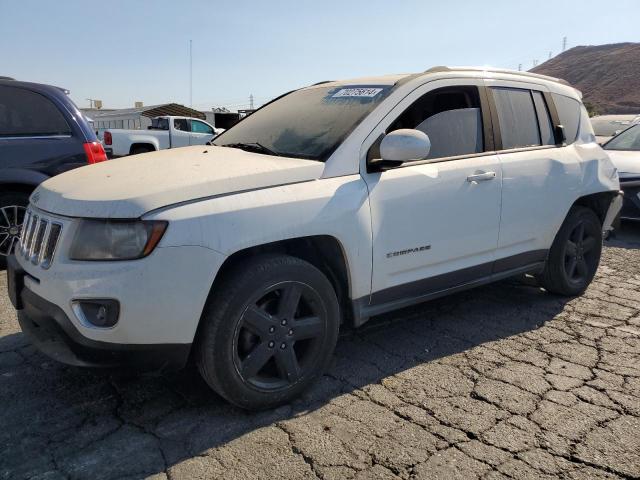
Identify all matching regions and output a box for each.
[191,120,214,135]
[386,86,485,160]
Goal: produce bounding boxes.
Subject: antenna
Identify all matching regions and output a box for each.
[548,51,552,60]
[249,94,254,110]
[532,59,538,67]
[518,64,522,72]
[189,40,193,109]
[562,36,567,52]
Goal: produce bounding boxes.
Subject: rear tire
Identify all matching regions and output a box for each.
[0,191,29,269]
[539,206,602,296]
[197,254,340,410]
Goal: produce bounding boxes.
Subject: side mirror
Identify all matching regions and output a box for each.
[369,129,431,171]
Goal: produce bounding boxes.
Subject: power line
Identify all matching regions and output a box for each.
[189,40,193,109]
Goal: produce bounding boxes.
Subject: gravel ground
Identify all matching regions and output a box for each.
[1,226,639,480]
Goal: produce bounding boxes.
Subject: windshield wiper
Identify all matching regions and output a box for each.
[220,142,281,157]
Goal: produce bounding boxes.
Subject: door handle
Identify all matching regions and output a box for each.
[466,171,496,183]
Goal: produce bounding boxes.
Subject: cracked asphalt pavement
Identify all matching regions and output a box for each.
[2,226,640,480]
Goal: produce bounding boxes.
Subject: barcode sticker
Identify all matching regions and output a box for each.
[332,88,384,98]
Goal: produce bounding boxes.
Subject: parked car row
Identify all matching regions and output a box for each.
[0,78,107,265]
[601,123,640,220]
[7,67,622,409]
[591,114,640,144]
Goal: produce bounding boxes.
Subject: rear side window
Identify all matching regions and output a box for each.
[552,93,580,144]
[532,91,555,145]
[491,87,540,149]
[174,119,189,131]
[0,85,71,137]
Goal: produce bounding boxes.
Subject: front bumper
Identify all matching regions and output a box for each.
[620,177,640,220]
[8,255,190,372]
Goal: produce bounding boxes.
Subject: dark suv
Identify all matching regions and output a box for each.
[0,78,106,264]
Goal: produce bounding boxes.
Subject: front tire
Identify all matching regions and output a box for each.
[197,254,340,410]
[0,191,29,268]
[539,206,602,296]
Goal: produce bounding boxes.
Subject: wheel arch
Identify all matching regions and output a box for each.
[193,235,354,346]
[129,143,156,155]
[571,190,618,224]
[0,182,38,197]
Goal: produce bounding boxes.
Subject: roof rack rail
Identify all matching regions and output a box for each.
[423,66,570,86]
[310,80,334,86]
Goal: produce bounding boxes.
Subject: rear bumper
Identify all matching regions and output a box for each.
[620,179,640,220]
[603,190,624,231]
[9,256,191,372]
[104,148,118,159]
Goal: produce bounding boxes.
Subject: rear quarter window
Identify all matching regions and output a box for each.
[552,93,581,144]
[0,85,71,137]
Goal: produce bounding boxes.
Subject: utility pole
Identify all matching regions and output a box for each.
[562,36,567,52]
[548,51,553,60]
[518,63,522,72]
[249,94,254,110]
[189,40,193,109]
[532,59,538,68]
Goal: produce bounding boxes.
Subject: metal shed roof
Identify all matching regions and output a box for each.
[90,103,205,119]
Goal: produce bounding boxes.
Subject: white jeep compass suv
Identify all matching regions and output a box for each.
[8,67,622,409]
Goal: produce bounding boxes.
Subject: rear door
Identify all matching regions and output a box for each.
[171,118,191,148]
[362,79,503,307]
[485,80,582,268]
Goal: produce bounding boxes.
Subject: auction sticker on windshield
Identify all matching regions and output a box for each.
[332,87,384,98]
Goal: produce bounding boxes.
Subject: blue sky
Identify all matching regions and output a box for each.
[1,0,638,111]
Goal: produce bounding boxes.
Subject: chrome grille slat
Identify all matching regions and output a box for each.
[37,222,52,265]
[19,208,63,269]
[27,216,41,259]
[31,219,47,263]
[19,212,30,254]
[41,223,61,269]
[25,215,38,254]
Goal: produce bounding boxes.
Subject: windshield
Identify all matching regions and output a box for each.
[604,124,640,151]
[213,85,394,161]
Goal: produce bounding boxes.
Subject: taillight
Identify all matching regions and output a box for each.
[83,142,108,164]
[104,131,112,145]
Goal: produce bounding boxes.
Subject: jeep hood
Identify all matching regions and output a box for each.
[32,146,325,218]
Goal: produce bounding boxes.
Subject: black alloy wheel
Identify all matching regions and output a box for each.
[233,281,326,390]
[539,206,602,296]
[563,220,599,286]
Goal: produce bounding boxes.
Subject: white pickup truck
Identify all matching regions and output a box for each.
[103,116,221,157]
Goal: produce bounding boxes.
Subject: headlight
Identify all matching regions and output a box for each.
[69,219,168,261]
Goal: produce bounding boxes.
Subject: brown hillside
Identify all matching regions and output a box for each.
[531,42,640,114]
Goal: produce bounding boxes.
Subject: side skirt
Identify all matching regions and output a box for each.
[352,256,547,327]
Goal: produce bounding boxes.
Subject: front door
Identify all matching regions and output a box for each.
[190,119,216,145]
[362,79,502,306]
